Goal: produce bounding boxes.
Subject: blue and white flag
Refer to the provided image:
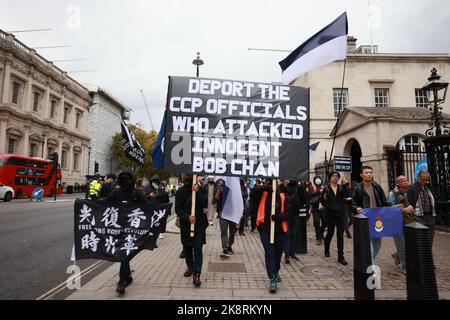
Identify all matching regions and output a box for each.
[152,110,166,168]
[309,141,320,162]
[219,177,244,224]
[413,156,427,181]
[363,206,403,239]
[279,12,348,85]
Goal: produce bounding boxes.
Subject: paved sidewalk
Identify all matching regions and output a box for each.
[67,217,450,300]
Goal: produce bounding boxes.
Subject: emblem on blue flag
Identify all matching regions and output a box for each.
[363,206,403,238]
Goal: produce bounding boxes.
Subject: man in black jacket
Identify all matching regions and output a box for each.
[99,173,117,199]
[106,169,147,296]
[320,172,351,265]
[352,166,388,262]
[175,174,208,287]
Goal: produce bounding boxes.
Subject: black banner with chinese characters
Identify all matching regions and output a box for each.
[74,199,171,262]
[163,76,310,180]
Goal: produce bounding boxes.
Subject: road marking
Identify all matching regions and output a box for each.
[36,260,106,300]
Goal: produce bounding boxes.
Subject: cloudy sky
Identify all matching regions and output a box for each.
[2,0,449,131]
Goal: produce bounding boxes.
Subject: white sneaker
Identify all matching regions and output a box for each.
[159,233,165,239]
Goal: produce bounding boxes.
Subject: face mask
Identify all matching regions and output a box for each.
[152,182,158,188]
[315,179,322,185]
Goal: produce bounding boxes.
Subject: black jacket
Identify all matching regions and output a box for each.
[352,181,388,210]
[320,184,350,216]
[106,170,146,203]
[99,182,116,199]
[175,184,208,246]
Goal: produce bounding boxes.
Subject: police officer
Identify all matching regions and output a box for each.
[89,173,102,200]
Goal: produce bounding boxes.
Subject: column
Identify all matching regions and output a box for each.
[24,75,33,112]
[0,119,7,153]
[23,125,31,156]
[1,61,11,104]
[69,140,74,176]
[57,137,63,165]
[44,86,50,119]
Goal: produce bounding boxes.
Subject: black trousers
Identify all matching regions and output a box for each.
[324,214,346,258]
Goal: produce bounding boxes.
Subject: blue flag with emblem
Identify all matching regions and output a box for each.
[363,206,403,238]
[152,110,166,168]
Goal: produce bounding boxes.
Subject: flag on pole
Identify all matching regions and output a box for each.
[309,141,320,162]
[363,206,403,238]
[219,176,244,224]
[121,117,145,166]
[279,12,348,85]
[152,110,166,168]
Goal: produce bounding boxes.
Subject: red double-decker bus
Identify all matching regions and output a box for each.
[0,154,62,198]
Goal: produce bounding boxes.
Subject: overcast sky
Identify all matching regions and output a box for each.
[1,0,449,132]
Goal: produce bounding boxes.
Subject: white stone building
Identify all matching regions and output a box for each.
[0,30,91,188]
[87,87,129,177]
[293,37,450,191]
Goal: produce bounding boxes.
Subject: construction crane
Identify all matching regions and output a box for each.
[140,89,155,131]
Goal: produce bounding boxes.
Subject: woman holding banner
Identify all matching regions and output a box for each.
[255,180,291,293]
[175,174,208,287]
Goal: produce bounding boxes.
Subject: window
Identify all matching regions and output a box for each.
[12,81,21,104]
[61,150,67,169]
[63,106,70,124]
[50,100,58,118]
[404,135,422,153]
[333,88,349,118]
[29,143,37,157]
[33,91,41,112]
[73,152,79,170]
[75,112,81,129]
[415,89,428,108]
[8,138,17,154]
[47,147,55,157]
[374,89,390,107]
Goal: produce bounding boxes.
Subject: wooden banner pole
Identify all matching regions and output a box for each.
[270,179,277,244]
[190,174,197,238]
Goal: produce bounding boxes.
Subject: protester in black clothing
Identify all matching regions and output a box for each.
[341,176,353,239]
[249,179,263,232]
[238,179,250,235]
[309,176,325,245]
[99,173,117,199]
[175,174,208,287]
[254,180,291,293]
[105,169,146,296]
[320,172,351,266]
[283,181,302,263]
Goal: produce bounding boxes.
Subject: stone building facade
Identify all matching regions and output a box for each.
[87,87,129,177]
[293,37,450,191]
[0,31,91,187]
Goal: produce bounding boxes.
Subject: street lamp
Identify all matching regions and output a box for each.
[192,52,204,78]
[41,133,46,158]
[87,146,91,176]
[422,68,449,137]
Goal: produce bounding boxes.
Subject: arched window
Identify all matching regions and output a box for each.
[397,135,425,153]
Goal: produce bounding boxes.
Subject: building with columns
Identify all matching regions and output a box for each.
[0,30,91,187]
[293,37,450,191]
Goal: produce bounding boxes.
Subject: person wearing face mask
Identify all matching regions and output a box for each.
[106,169,147,296]
[309,176,326,245]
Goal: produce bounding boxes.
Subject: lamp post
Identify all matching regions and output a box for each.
[87,146,91,176]
[192,52,204,78]
[421,68,450,226]
[422,68,449,137]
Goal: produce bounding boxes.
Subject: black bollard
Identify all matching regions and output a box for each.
[295,208,308,254]
[353,214,375,300]
[404,222,439,300]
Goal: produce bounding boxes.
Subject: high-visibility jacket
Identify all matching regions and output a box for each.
[89,180,102,196]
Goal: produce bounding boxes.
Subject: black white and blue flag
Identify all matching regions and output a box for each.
[279,12,348,85]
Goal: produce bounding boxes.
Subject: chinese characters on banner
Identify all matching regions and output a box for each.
[74,199,171,262]
[163,76,310,180]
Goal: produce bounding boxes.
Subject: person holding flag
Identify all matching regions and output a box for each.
[387,176,415,272]
[352,166,389,262]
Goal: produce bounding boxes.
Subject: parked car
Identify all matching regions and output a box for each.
[0,184,14,202]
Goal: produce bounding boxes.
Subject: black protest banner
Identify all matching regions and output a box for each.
[121,118,145,166]
[74,199,171,262]
[163,76,310,180]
